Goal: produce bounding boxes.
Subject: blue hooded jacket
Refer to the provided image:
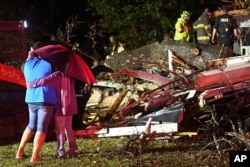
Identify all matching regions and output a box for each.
[23,57,58,105]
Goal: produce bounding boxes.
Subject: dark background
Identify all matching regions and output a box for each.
[0,0,247,59]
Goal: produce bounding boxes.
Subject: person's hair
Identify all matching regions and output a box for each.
[222,6,228,13]
[26,41,44,60]
[32,41,43,50]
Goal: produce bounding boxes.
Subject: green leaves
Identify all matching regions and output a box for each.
[87,0,172,50]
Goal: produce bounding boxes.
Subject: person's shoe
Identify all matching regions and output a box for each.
[69,150,79,158]
[69,153,78,158]
[30,157,45,163]
[56,152,66,159]
[16,154,28,160]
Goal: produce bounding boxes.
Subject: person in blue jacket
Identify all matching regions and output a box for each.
[27,71,79,158]
[16,42,58,163]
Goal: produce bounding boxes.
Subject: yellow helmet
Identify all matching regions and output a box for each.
[181,11,191,18]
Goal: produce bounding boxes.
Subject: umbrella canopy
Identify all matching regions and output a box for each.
[32,44,96,84]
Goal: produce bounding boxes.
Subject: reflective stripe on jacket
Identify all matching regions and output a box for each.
[193,14,211,44]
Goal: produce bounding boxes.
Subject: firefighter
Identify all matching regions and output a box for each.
[174,11,193,42]
[193,8,213,45]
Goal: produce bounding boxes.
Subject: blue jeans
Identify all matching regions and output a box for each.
[27,104,55,133]
[55,115,78,157]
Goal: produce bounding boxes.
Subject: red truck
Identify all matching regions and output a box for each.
[0,21,28,144]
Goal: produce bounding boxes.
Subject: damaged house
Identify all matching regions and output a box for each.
[1,13,250,150]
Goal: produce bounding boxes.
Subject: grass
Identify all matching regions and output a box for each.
[0,134,231,167]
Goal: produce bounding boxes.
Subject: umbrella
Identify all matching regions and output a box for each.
[32,44,96,84]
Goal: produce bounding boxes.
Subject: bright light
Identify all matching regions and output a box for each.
[23,20,28,28]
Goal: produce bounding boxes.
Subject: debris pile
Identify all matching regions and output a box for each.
[76,38,250,151]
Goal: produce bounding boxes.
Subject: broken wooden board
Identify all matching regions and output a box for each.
[74,123,177,137]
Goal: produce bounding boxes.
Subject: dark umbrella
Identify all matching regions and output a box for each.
[32,44,96,84]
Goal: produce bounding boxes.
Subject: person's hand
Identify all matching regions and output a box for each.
[53,71,63,76]
[211,37,215,44]
[181,27,187,33]
[233,35,240,41]
[26,82,35,88]
[26,82,31,89]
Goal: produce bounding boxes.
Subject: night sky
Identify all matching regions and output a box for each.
[0,0,243,56]
[0,0,89,35]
